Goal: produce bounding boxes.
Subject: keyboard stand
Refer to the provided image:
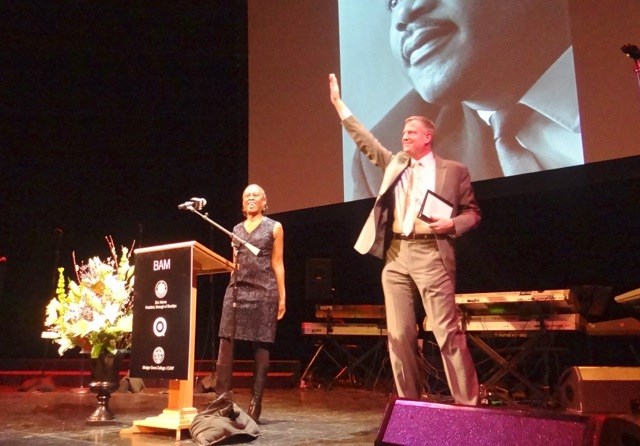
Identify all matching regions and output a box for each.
[332,337,387,387]
[470,331,553,404]
[299,328,388,389]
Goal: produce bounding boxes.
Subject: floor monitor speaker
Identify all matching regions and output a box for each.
[376,398,596,446]
[556,366,640,414]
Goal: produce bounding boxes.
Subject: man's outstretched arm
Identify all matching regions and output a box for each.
[329,73,393,170]
[329,73,352,121]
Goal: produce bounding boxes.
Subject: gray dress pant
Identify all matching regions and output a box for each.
[381,238,479,405]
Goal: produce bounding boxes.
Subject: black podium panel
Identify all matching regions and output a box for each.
[130,245,193,380]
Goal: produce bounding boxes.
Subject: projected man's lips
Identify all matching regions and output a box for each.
[401,21,457,68]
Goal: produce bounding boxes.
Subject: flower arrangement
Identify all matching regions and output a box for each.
[43,236,135,359]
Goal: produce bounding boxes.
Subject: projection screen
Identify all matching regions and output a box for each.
[248,0,640,214]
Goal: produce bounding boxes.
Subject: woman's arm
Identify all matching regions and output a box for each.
[271,222,286,320]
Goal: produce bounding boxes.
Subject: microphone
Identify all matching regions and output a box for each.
[190,197,207,210]
[178,197,207,211]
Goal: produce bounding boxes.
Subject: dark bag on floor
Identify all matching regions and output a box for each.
[118,373,145,393]
[190,391,260,445]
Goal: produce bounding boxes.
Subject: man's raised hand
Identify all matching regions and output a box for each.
[329,73,341,104]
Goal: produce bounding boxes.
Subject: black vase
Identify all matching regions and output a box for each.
[86,350,124,425]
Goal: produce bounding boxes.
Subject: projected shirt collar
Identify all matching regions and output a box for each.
[521,47,580,133]
[476,48,583,171]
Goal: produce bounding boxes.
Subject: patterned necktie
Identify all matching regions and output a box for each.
[401,164,416,235]
[489,104,542,175]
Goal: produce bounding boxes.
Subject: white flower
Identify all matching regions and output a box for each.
[45,299,60,326]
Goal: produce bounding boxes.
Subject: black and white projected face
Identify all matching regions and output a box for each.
[248,0,640,212]
[338,0,581,196]
[386,0,568,109]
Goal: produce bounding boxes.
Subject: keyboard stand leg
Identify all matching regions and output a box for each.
[299,337,349,388]
[299,342,326,388]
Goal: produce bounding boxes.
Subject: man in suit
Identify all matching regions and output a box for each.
[329,73,480,404]
[351,0,581,198]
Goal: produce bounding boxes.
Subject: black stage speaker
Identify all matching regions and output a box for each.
[375,398,640,446]
[305,258,333,303]
[557,366,640,414]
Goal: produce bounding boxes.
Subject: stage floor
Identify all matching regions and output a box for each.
[0,385,389,445]
[3,384,640,445]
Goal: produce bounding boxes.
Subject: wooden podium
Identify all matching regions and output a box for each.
[121,241,234,440]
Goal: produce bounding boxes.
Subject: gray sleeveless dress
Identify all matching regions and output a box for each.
[218,216,279,343]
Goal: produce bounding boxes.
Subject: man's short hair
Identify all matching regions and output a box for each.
[405,115,435,133]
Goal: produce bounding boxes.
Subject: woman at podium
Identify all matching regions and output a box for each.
[216,184,286,423]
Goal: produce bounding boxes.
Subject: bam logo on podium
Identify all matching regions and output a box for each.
[153,259,171,271]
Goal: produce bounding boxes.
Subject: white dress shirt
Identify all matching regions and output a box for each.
[393,152,435,234]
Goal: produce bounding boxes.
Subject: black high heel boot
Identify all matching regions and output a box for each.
[248,362,268,422]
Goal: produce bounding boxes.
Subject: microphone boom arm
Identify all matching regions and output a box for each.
[184,207,260,256]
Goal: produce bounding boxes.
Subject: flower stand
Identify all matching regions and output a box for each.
[86,350,124,425]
